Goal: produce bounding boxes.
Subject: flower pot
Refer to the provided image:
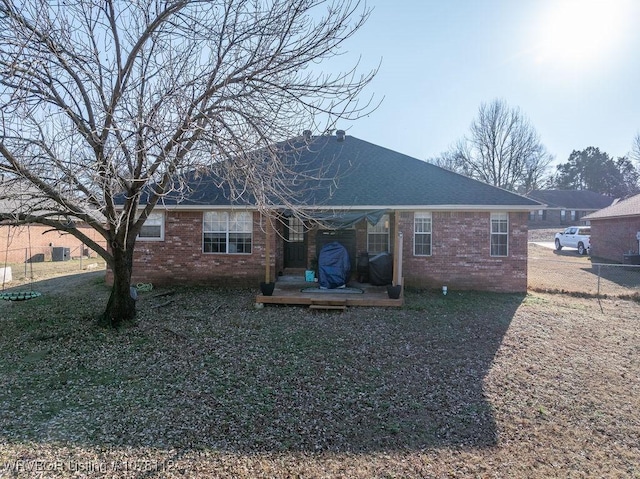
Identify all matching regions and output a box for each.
[305,270,315,282]
[260,281,275,296]
[387,284,402,299]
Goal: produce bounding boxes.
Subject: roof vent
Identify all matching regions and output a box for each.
[302,130,312,141]
[336,130,345,142]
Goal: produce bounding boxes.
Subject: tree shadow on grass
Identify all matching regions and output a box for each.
[0,270,106,297]
[582,263,640,292]
[0,287,523,454]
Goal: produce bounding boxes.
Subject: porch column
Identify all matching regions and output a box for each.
[264,214,272,283]
[392,212,403,286]
[393,231,403,286]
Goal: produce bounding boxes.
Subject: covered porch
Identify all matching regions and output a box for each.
[257,208,405,309]
[255,273,404,309]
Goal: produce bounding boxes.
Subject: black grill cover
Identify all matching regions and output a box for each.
[368,252,393,286]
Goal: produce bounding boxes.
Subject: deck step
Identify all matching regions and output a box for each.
[309,298,347,310]
[309,304,347,310]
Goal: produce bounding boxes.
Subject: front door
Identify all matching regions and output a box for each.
[284,217,307,268]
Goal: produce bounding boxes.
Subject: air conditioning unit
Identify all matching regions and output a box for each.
[52,247,71,262]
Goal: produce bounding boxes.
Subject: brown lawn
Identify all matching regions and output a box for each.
[0,248,638,478]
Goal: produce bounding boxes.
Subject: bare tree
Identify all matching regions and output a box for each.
[0,0,377,326]
[632,133,640,164]
[434,99,552,192]
[427,149,462,172]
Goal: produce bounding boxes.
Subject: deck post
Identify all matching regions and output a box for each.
[265,214,272,283]
[395,231,403,286]
[392,212,403,286]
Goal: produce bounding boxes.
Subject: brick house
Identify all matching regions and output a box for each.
[525,190,615,227]
[127,134,541,292]
[0,223,105,263]
[0,182,105,264]
[582,193,640,263]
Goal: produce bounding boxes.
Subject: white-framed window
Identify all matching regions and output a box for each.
[138,212,164,241]
[490,212,508,257]
[561,209,566,221]
[414,212,432,256]
[367,214,389,254]
[571,210,577,221]
[203,211,252,254]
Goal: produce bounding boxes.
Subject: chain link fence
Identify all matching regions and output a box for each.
[1,245,106,288]
[589,263,640,297]
[528,246,640,300]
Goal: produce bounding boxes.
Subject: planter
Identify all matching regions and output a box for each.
[305,270,315,282]
[259,281,276,296]
[387,284,402,299]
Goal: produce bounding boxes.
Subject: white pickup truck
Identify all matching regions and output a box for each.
[554,226,591,255]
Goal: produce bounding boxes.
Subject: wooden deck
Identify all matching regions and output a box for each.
[255,277,403,308]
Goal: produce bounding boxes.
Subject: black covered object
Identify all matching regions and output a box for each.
[357,251,370,283]
[368,252,393,286]
[318,241,351,289]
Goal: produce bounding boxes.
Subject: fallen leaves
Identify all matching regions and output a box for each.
[0,276,639,477]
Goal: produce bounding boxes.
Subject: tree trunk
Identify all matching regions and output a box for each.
[100,244,136,328]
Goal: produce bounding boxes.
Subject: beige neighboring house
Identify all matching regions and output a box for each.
[583,193,640,263]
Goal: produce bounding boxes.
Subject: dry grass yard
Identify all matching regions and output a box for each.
[528,229,640,298]
[0,241,638,478]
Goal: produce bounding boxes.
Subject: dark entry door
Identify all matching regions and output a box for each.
[284,217,307,268]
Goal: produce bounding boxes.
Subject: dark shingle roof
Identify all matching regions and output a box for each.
[0,181,53,215]
[583,193,640,220]
[526,190,615,210]
[155,135,540,209]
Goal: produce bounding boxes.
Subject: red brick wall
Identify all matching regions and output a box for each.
[125,211,274,286]
[399,211,529,293]
[589,216,640,263]
[306,224,317,268]
[0,223,105,263]
[118,209,529,292]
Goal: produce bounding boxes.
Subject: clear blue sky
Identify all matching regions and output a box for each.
[335,0,640,166]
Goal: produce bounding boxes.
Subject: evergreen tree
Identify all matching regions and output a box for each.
[549,147,639,197]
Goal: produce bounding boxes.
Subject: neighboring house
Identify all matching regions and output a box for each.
[525,190,615,227]
[582,193,640,263]
[124,134,541,293]
[0,181,105,263]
